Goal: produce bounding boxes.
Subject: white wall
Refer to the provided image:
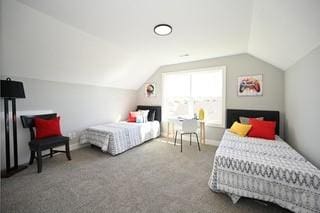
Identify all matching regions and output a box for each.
[0,0,138,170]
[0,0,141,89]
[0,77,137,169]
[137,53,285,141]
[285,45,320,168]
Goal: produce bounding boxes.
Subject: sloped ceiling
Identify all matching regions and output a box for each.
[2,0,320,89]
[248,0,320,70]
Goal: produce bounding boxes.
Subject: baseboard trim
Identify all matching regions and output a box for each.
[205,139,220,146]
[160,132,220,146]
[53,142,89,152]
[70,142,90,151]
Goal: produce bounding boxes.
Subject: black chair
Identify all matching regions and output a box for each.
[20,113,71,173]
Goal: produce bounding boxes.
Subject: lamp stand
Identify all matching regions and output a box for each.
[1,98,27,178]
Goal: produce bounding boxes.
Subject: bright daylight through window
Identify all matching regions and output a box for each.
[162,67,226,127]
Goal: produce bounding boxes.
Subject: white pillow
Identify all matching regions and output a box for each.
[136,115,144,123]
[138,110,149,123]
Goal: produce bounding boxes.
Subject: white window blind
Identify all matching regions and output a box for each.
[162,66,226,127]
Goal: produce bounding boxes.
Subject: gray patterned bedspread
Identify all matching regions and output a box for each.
[80,123,141,155]
[208,130,320,213]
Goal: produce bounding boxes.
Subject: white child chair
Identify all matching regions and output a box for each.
[174,119,201,152]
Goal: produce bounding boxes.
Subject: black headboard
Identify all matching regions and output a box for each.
[226,109,280,135]
[136,105,162,122]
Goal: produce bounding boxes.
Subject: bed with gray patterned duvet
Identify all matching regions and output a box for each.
[208,130,320,213]
[80,121,160,155]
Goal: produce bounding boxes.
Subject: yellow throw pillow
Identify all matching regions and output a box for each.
[230,121,252,137]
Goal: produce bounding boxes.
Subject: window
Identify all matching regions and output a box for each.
[162,66,226,127]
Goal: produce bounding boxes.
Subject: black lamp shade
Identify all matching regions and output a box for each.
[1,78,26,99]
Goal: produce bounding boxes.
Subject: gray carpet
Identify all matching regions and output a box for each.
[1,138,290,213]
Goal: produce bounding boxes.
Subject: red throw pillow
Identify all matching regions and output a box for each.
[247,119,276,140]
[34,117,62,139]
[127,111,139,122]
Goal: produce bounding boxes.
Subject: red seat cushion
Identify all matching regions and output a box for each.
[247,119,276,140]
[34,117,62,139]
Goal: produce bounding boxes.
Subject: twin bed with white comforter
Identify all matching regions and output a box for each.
[79,105,161,155]
[80,121,160,155]
[208,109,320,213]
[208,130,320,213]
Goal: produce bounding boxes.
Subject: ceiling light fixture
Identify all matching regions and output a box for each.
[154,24,172,36]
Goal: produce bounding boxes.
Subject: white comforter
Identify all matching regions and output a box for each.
[208,130,320,213]
[80,121,160,155]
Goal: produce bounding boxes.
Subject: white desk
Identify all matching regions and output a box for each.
[167,118,206,144]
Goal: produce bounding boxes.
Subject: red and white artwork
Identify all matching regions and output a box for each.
[238,75,263,96]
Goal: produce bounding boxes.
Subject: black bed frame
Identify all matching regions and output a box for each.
[136,105,161,122]
[226,109,280,135]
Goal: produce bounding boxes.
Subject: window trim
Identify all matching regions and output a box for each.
[162,66,226,128]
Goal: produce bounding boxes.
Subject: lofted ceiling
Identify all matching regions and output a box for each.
[2,0,320,89]
[248,0,320,70]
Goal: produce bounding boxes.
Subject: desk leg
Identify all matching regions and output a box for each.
[203,123,206,144]
[200,123,203,144]
[167,122,170,142]
[171,123,175,141]
[200,122,206,144]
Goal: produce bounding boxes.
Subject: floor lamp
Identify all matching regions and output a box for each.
[1,77,27,178]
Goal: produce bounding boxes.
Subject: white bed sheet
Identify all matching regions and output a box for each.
[119,120,160,142]
[208,130,320,213]
[80,121,160,155]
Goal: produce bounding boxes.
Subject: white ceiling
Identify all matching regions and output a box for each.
[6,0,320,89]
[248,0,320,70]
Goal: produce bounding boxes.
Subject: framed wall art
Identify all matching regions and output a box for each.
[238,74,263,96]
[145,83,156,97]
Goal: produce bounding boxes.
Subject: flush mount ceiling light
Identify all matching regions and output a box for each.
[154,24,172,36]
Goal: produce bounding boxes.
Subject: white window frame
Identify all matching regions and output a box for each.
[162,66,226,128]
